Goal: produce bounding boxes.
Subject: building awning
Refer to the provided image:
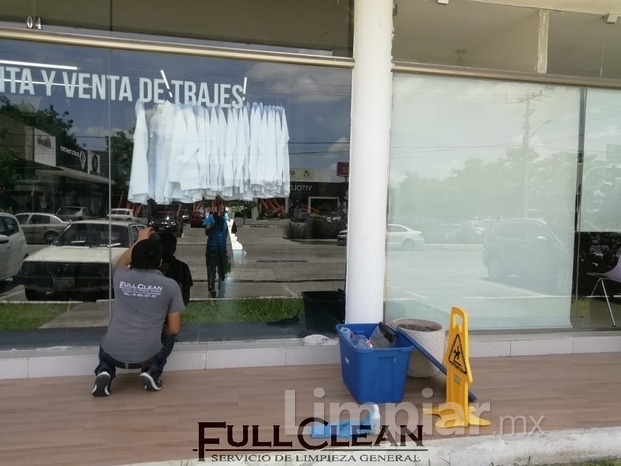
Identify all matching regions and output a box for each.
[41,167,114,185]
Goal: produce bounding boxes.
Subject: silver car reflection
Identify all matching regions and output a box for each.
[15,212,70,244]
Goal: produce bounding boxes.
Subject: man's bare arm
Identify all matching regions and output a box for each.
[163,312,181,335]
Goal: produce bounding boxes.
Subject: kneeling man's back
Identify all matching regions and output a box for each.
[102,265,183,364]
[92,228,185,397]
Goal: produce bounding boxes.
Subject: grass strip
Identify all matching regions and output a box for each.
[0,303,72,330]
[182,297,304,324]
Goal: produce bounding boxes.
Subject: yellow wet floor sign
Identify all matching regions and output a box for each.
[423,307,490,428]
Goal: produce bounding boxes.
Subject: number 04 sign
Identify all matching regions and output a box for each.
[26,16,42,30]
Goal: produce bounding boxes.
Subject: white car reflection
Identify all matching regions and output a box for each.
[0,212,28,286]
[14,220,146,301]
[337,223,425,251]
[107,208,143,223]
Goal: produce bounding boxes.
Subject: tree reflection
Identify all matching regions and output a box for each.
[390,147,578,243]
[0,97,82,213]
[0,96,79,148]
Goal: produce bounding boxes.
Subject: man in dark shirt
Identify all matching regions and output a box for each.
[92,227,185,397]
[159,231,193,306]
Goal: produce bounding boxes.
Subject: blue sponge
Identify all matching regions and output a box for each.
[309,411,372,439]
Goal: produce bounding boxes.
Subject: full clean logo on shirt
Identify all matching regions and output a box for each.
[119,281,163,298]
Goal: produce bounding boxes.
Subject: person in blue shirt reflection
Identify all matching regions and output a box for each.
[203,196,229,298]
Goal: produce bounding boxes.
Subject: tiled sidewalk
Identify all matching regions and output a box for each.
[1,352,620,466]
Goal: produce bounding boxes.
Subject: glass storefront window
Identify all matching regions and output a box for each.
[387,73,580,330]
[573,87,621,329]
[0,38,351,346]
[0,0,354,57]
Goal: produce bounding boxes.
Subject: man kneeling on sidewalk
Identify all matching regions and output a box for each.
[92,227,185,397]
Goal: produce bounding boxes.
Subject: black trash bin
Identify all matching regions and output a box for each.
[301,290,345,334]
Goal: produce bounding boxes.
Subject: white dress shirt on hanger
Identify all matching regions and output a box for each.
[128,100,150,205]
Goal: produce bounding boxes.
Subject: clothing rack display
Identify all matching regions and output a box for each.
[127,99,291,205]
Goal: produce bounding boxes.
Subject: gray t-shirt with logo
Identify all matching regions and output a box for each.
[101,267,185,363]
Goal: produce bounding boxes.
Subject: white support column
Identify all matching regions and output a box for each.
[345,0,393,324]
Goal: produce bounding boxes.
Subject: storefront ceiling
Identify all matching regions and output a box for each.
[548,10,621,79]
[392,0,539,68]
[0,0,353,55]
[2,0,620,81]
[393,0,621,79]
[41,167,113,185]
[472,0,621,15]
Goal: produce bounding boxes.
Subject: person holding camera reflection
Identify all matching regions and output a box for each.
[204,196,229,298]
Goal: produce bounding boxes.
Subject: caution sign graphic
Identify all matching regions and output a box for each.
[448,333,468,376]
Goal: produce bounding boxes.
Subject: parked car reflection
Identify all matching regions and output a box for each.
[15,212,69,244]
[0,212,28,288]
[482,218,572,295]
[56,206,98,221]
[14,220,146,301]
[107,208,142,223]
[190,211,205,228]
[481,217,621,296]
[337,223,425,250]
[443,218,498,244]
[148,210,184,237]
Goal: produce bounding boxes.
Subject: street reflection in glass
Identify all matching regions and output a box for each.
[387,74,580,330]
[0,38,351,344]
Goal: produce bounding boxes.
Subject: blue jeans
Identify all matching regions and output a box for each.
[94,333,178,379]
